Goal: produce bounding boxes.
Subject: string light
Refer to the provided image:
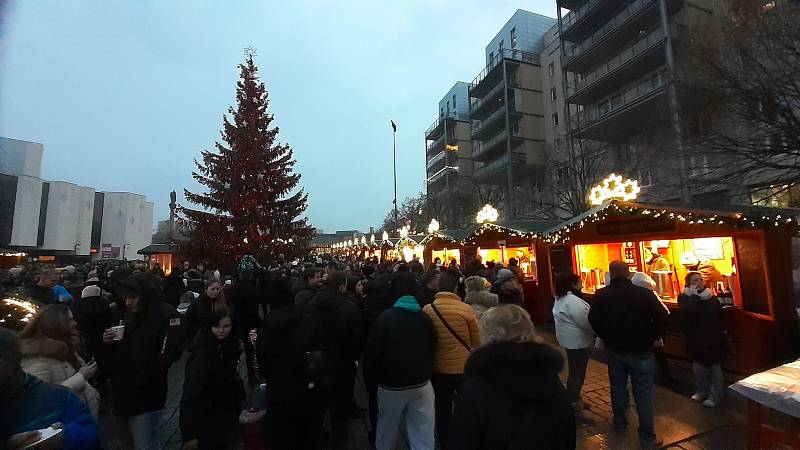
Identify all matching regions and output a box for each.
[589,173,640,205]
[476,204,499,224]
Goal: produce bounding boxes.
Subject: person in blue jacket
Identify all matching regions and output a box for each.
[0,328,99,450]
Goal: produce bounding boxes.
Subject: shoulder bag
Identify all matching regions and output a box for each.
[431,301,471,352]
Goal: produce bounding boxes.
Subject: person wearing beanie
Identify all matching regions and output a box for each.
[365,272,437,450]
[464,276,498,320]
[0,328,100,449]
[492,268,524,305]
[422,274,480,449]
[71,285,112,372]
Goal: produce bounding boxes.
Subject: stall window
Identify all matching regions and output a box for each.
[477,246,537,280]
[734,235,771,316]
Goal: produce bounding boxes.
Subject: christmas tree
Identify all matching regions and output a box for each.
[182,50,313,267]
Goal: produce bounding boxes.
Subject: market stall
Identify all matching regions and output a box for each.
[420,230,468,269]
[138,243,184,275]
[546,200,800,374]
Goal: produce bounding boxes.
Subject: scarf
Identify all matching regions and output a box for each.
[684,287,712,300]
[393,295,421,313]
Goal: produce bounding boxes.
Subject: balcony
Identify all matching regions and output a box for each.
[471,105,512,141]
[572,69,672,141]
[567,27,666,105]
[470,82,507,120]
[472,129,525,163]
[563,0,683,73]
[559,0,588,10]
[426,134,446,156]
[425,112,470,141]
[426,150,456,174]
[474,153,539,184]
[469,48,540,99]
[561,0,631,43]
[426,166,458,190]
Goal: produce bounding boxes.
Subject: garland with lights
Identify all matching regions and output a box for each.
[463,222,539,246]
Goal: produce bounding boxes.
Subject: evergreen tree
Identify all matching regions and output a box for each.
[182,51,312,267]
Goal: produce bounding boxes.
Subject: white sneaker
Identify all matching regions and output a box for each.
[702,397,720,408]
[690,393,706,402]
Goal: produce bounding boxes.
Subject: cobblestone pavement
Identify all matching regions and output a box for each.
[98,328,780,450]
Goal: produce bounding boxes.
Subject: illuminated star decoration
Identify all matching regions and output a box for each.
[476,204,499,224]
[427,219,440,234]
[370,234,376,244]
[382,231,389,241]
[399,226,409,239]
[226,224,234,232]
[361,236,366,245]
[589,173,640,206]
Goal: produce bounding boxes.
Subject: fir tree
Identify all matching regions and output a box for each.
[182,51,312,267]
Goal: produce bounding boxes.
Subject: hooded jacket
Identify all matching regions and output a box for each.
[180,330,245,447]
[422,292,480,374]
[292,279,317,311]
[71,294,112,362]
[20,337,101,417]
[106,273,185,416]
[305,289,363,371]
[365,296,437,389]
[449,341,575,450]
[0,373,99,450]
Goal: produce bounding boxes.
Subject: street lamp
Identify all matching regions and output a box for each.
[391,120,398,235]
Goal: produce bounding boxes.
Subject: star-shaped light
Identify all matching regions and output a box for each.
[427,219,440,234]
[476,204,499,224]
[226,224,234,232]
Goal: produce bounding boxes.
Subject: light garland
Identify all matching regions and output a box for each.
[464,222,538,245]
[588,173,640,205]
[382,230,389,242]
[400,226,409,239]
[370,234,376,244]
[476,204,499,224]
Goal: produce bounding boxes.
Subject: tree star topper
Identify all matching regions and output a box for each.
[476,204,499,224]
[588,173,641,205]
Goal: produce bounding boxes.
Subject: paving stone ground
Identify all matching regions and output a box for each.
[97,327,788,450]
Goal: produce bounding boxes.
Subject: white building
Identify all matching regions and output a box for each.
[0,137,155,262]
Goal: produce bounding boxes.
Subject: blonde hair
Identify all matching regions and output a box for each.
[479,304,538,345]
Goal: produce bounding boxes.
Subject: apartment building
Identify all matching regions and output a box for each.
[424,82,474,228]
[468,10,557,218]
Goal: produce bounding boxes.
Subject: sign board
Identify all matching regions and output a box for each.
[497,240,507,247]
[597,218,677,237]
[101,244,121,259]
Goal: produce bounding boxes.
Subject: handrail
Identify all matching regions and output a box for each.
[572,69,671,129]
[561,0,606,31]
[567,26,665,96]
[426,151,446,170]
[470,48,541,90]
[426,134,445,151]
[426,166,458,185]
[475,153,525,179]
[470,82,506,114]
[473,129,508,159]
[425,112,471,137]
[472,105,508,137]
[564,0,658,63]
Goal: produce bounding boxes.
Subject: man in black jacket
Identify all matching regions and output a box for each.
[102,272,185,450]
[293,267,323,310]
[305,271,363,450]
[588,261,669,449]
[365,272,437,450]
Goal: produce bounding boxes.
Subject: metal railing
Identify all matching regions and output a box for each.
[473,129,509,160]
[425,112,471,138]
[572,69,671,129]
[426,151,446,170]
[470,82,506,115]
[426,166,458,185]
[474,153,526,180]
[470,48,541,90]
[564,0,658,65]
[426,134,445,152]
[567,27,665,97]
[471,105,508,138]
[561,0,606,31]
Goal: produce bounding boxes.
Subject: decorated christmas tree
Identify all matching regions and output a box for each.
[182,50,313,267]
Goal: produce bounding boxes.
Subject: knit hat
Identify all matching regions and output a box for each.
[390,272,419,300]
[0,328,22,365]
[81,285,102,298]
[495,268,516,286]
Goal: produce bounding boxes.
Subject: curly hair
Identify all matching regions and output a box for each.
[479,304,539,345]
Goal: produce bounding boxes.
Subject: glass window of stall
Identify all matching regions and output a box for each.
[574,236,743,306]
[431,248,461,267]
[477,245,537,280]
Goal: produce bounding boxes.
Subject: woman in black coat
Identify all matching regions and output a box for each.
[449,304,575,450]
[184,278,228,342]
[256,279,324,450]
[678,271,726,408]
[180,308,245,450]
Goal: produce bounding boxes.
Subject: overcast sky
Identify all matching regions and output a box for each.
[0,0,557,233]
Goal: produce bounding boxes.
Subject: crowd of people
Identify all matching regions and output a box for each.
[0,252,728,449]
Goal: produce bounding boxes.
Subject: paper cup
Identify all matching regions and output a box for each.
[111,325,125,341]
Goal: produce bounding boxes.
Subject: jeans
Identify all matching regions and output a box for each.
[431,373,462,450]
[128,410,162,450]
[606,352,656,442]
[692,362,724,400]
[376,381,435,450]
[565,348,590,404]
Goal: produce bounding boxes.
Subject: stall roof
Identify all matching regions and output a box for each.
[420,229,473,245]
[137,243,183,255]
[502,220,563,233]
[545,200,800,242]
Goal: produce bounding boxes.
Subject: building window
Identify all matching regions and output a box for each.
[440,107,444,118]
[512,122,520,135]
[751,183,800,208]
[499,39,504,55]
[511,28,517,49]
[689,154,710,177]
[548,62,554,77]
[453,94,456,110]
[610,93,623,109]
[638,168,653,187]
[489,51,494,64]
[446,100,450,112]
[552,113,559,126]
[551,87,557,101]
[599,100,610,115]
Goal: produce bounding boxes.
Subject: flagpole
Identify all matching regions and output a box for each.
[391,120,398,234]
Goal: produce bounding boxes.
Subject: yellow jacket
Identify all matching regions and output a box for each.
[422,292,481,374]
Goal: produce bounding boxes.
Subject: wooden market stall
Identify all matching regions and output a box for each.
[138,243,185,276]
[545,200,800,375]
[420,230,469,268]
[463,220,560,323]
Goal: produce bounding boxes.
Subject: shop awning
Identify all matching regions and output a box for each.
[137,243,183,255]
